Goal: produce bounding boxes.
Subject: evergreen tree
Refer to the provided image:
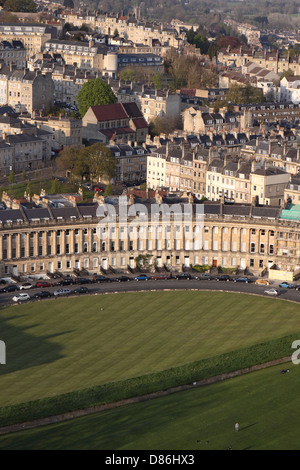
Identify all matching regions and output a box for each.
[8,171,15,184]
[50,178,62,194]
[104,183,113,196]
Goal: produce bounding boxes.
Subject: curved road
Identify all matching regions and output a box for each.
[0,277,299,307]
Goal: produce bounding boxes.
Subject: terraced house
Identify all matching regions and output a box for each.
[0,192,299,279]
[0,64,54,113]
[0,23,57,58]
[0,131,52,175]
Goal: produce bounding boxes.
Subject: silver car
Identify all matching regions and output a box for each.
[264,289,279,296]
[13,293,30,302]
[54,288,71,296]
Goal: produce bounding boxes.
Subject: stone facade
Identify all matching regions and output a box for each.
[23,115,82,151]
[0,64,54,114]
[0,196,299,278]
[0,23,57,58]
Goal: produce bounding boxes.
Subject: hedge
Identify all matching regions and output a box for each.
[0,331,298,428]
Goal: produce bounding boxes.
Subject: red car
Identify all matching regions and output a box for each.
[93,186,104,193]
[35,281,53,288]
[151,274,171,281]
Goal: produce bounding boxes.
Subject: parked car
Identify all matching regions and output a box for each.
[19,282,34,290]
[75,277,93,284]
[13,293,30,302]
[35,281,53,288]
[255,279,270,286]
[33,291,53,299]
[134,274,150,281]
[233,277,252,284]
[3,284,19,292]
[215,275,232,282]
[115,276,132,282]
[93,275,112,283]
[58,278,75,286]
[151,274,170,281]
[93,186,104,193]
[54,288,71,296]
[72,287,89,294]
[264,289,279,296]
[279,282,294,289]
[294,285,300,291]
[195,273,212,280]
[174,273,193,280]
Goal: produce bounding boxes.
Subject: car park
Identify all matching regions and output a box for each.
[279,282,294,289]
[134,274,150,281]
[19,282,34,290]
[72,287,89,294]
[54,288,71,296]
[233,277,252,283]
[264,289,279,296]
[33,291,53,299]
[12,293,30,302]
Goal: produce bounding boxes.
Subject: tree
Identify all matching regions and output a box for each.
[118,67,135,82]
[56,146,82,173]
[225,83,264,105]
[4,0,37,12]
[84,143,116,182]
[280,69,294,80]
[193,34,210,54]
[76,79,117,117]
[152,72,163,90]
[0,11,19,22]
[25,182,32,197]
[208,41,219,60]
[104,183,113,196]
[217,36,241,49]
[50,178,62,194]
[149,115,182,137]
[73,152,90,181]
[8,171,15,184]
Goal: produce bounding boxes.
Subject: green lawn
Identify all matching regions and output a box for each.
[0,291,300,409]
[0,363,299,450]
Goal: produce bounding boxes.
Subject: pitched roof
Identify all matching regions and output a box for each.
[90,104,128,122]
[89,102,143,123]
[122,102,143,118]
